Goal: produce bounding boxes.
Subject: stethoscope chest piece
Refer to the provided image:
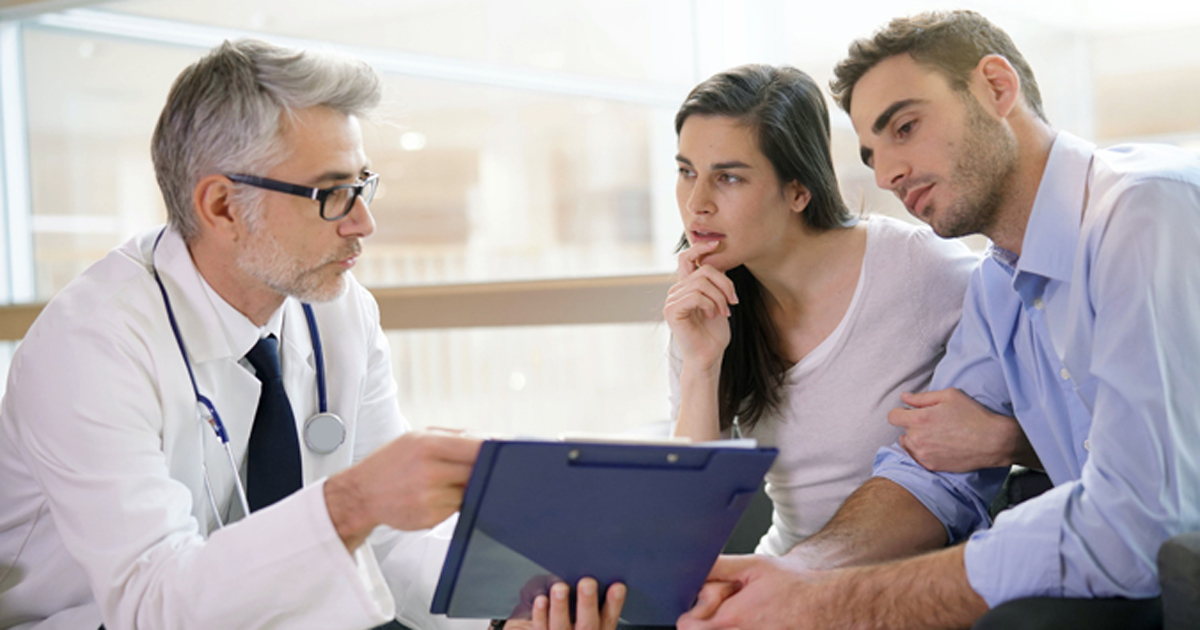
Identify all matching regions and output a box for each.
[304,412,346,455]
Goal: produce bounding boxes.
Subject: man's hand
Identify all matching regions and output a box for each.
[677,555,816,630]
[324,432,481,550]
[678,547,988,630]
[888,388,1038,473]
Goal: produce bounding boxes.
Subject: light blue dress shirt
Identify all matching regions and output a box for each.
[873,131,1200,607]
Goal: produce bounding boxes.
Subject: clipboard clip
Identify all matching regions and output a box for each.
[565,444,710,469]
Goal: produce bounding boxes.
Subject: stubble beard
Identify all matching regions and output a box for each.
[929,96,1019,239]
[236,218,359,304]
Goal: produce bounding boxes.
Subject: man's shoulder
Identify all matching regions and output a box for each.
[28,233,162,342]
[1092,142,1200,194]
[1082,142,1200,240]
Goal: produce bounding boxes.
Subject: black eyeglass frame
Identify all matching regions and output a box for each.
[224,171,379,221]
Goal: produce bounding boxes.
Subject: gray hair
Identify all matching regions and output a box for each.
[151,39,383,241]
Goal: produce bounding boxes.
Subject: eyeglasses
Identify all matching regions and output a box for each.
[225,171,379,221]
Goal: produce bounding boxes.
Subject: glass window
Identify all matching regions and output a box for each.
[107,0,695,85]
[24,29,184,299]
[390,323,671,436]
[8,0,1200,433]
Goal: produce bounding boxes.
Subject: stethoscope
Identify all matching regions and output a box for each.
[150,229,346,527]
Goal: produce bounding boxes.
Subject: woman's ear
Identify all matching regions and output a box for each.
[786,181,812,215]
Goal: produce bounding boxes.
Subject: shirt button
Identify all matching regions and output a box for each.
[1060,368,1071,380]
[1033,298,1045,310]
[1084,439,1091,451]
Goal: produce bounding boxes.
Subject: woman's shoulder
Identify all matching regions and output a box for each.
[865,214,979,271]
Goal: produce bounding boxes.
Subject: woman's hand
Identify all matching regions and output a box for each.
[506,578,626,630]
[664,240,738,373]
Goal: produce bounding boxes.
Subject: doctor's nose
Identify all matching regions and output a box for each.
[338,195,376,239]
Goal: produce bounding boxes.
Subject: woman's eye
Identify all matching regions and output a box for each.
[897,120,915,138]
[719,173,741,184]
[678,166,694,178]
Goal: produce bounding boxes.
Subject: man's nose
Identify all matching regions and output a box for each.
[873,149,909,193]
[338,194,376,238]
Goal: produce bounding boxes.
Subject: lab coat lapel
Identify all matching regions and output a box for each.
[281,300,320,480]
[149,228,263,522]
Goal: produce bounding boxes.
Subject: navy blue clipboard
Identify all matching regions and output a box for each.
[430,439,777,626]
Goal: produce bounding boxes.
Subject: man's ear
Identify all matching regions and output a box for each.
[973,54,1021,119]
[787,181,812,215]
[192,174,242,241]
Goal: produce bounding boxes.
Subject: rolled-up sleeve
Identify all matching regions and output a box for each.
[873,263,1011,544]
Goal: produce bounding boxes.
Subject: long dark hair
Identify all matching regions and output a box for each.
[675,64,855,432]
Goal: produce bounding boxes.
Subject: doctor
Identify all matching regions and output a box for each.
[0,39,622,630]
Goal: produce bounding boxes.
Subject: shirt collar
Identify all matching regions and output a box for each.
[195,273,286,361]
[1007,131,1097,282]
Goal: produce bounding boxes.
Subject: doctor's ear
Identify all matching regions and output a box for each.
[193,174,245,241]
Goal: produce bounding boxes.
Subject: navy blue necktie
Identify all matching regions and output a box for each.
[244,335,302,511]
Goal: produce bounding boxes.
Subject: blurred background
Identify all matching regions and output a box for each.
[2,0,1199,436]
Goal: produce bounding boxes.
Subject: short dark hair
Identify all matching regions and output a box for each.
[673,65,855,432]
[830,10,1046,122]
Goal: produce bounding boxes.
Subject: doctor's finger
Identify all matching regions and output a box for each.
[421,433,484,464]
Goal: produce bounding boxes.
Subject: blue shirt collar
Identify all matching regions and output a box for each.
[1003,131,1096,283]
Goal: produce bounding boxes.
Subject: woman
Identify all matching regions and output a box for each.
[665,64,978,555]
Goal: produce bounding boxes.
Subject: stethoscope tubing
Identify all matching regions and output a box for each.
[150,228,335,527]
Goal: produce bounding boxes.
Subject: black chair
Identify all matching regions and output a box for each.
[993,467,1200,630]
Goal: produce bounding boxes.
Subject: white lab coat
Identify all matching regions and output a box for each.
[0,227,478,630]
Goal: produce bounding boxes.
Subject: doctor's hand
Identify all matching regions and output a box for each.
[888,388,1039,473]
[664,240,738,373]
[507,577,626,630]
[324,432,481,551]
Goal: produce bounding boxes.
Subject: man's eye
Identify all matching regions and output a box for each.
[897,120,915,137]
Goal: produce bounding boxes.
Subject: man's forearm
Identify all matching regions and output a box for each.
[787,477,948,569]
[831,545,989,630]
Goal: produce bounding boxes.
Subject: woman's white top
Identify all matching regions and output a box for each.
[669,215,978,555]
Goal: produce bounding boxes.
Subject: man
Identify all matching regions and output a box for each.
[0,40,621,630]
[676,10,1200,630]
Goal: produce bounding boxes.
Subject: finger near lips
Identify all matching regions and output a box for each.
[679,239,721,272]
